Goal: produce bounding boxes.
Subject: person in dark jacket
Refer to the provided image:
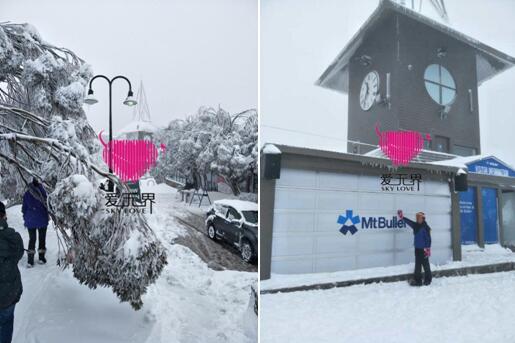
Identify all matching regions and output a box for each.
[22,178,49,267]
[398,210,432,286]
[0,201,24,343]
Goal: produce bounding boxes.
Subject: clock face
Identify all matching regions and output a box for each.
[359,71,380,111]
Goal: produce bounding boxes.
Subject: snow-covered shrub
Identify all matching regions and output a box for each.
[49,175,167,310]
[153,107,257,195]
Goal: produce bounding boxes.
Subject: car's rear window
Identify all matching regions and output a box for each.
[242,211,258,224]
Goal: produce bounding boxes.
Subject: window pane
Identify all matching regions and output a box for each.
[425,81,440,104]
[453,145,476,156]
[440,67,456,88]
[441,87,456,105]
[424,64,439,82]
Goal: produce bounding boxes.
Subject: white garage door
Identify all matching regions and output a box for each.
[271,168,453,274]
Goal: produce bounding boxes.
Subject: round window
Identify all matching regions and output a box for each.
[424,64,456,105]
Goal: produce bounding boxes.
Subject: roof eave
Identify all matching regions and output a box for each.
[274,143,460,175]
[316,0,515,92]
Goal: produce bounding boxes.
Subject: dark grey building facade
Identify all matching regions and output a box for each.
[317,0,515,156]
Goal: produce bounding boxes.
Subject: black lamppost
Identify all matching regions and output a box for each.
[84,75,137,188]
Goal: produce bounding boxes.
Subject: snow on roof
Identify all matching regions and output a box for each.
[262,144,281,154]
[428,154,493,169]
[365,147,458,163]
[214,199,257,211]
[118,120,157,134]
[270,143,460,174]
[316,0,515,93]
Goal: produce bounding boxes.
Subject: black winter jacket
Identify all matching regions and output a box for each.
[0,218,24,309]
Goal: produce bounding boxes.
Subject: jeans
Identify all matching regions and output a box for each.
[414,248,432,285]
[0,304,15,343]
[27,227,47,254]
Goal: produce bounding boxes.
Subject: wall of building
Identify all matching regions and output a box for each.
[348,15,398,154]
[397,14,480,154]
[262,151,458,276]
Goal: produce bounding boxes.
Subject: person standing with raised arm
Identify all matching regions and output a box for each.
[397,210,432,286]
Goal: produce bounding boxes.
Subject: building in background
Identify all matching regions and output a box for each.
[260,0,515,280]
[117,81,157,141]
[316,0,515,156]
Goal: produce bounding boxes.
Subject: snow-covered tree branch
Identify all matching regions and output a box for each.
[0,22,167,310]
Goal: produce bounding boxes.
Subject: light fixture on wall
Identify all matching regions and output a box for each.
[437,47,447,58]
[468,89,474,112]
[439,105,451,120]
[375,72,391,109]
[358,54,372,66]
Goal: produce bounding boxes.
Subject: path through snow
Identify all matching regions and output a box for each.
[10,184,257,343]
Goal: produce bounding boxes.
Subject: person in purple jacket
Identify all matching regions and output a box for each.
[22,178,49,267]
[397,210,432,286]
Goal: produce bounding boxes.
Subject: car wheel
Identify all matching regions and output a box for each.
[241,239,255,263]
[207,225,217,240]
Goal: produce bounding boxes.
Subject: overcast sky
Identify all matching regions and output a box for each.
[0,0,257,133]
[261,0,515,167]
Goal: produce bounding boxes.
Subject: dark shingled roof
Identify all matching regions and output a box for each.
[316,0,515,94]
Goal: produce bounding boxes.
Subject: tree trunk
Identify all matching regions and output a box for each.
[245,174,251,193]
[228,177,240,196]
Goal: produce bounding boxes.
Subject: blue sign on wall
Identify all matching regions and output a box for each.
[467,157,515,178]
[459,187,477,244]
[482,187,498,244]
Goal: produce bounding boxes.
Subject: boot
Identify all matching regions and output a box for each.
[38,249,47,264]
[27,250,35,268]
[409,279,422,287]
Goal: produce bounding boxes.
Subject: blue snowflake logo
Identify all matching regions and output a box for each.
[337,210,360,235]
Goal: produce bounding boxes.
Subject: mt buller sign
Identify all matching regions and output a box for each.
[338,209,406,235]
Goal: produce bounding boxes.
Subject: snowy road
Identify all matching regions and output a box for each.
[9,184,257,343]
[154,190,257,273]
[261,272,515,343]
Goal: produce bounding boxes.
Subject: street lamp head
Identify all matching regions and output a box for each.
[123,90,137,106]
[84,89,98,105]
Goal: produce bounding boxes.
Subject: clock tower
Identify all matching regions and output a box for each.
[316,0,515,156]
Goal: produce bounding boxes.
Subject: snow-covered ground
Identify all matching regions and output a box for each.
[9,184,257,343]
[261,244,515,291]
[261,271,515,343]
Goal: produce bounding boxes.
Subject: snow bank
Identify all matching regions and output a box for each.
[9,179,257,342]
[261,271,515,343]
[261,244,515,291]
